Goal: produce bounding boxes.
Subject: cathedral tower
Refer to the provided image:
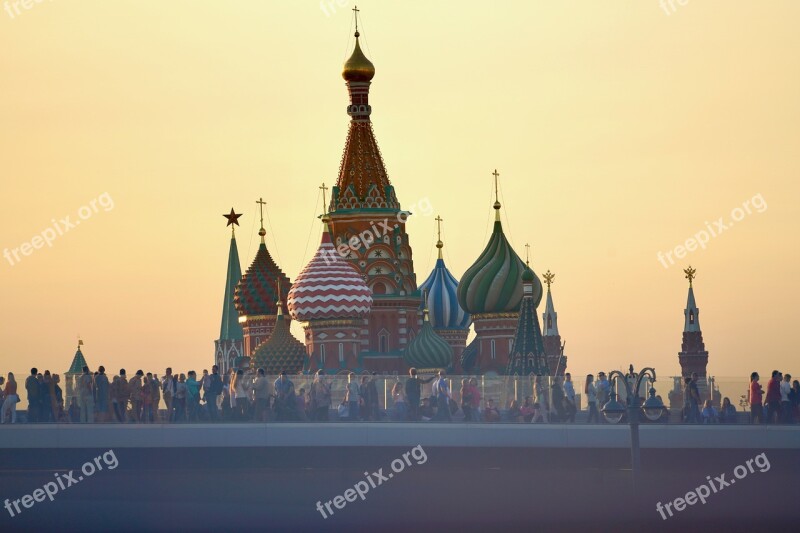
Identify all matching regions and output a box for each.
[326,14,420,371]
[215,209,244,373]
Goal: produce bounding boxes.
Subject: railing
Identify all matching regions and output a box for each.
[0,371,779,425]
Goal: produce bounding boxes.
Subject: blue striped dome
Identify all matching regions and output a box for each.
[419,258,472,330]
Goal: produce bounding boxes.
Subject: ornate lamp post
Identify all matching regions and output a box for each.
[601,364,666,490]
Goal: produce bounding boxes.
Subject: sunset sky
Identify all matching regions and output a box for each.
[1,1,798,381]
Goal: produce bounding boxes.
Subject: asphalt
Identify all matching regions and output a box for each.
[0,446,797,532]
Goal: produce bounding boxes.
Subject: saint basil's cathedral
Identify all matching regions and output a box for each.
[212,21,566,377]
[211,17,709,385]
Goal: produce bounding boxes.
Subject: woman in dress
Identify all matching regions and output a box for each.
[1,373,17,424]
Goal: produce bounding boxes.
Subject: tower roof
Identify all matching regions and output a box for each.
[542,270,559,336]
[66,344,88,375]
[252,313,307,374]
[287,228,373,321]
[404,310,453,371]
[507,267,548,376]
[219,229,244,340]
[457,219,540,313]
[683,266,701,332]
[234,241,291,317]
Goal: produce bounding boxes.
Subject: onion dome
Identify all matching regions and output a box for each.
[342,32,375,82]
[234,241,291,317]
[253,311,307,374]
[419,220,471,329]
[288,228,372,321]
[457,216,542,314]
[404,309,453,371]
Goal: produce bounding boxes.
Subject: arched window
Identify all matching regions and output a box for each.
[338,343,344,363]
[319,344,326,365]
[547,314,552,329]
[490,339,496,359]
[379,330,389,353]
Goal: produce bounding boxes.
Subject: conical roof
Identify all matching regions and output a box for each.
[252,313,307,374]
[66,345,88,375]
[220,235,244,340]
[404,311,453,371]
[507,267,548,376]
[419,258,471,330]
[234,242,291,317]
[457,219,542,314]
[288,228,372,321]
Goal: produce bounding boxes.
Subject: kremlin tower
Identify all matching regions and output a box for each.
[457,171,542,375]
[325,17,422,371]
[287,204,373,373]
[678,266,709,385]
[234,199,292,358]
[215,209,245,373]
[65,339,88,407]
[418,216,471,372]
[541,270,567,376]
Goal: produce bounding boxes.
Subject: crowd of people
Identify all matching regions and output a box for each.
[2,366,799,425]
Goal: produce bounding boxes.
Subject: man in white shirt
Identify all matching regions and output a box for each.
[563,373,577,423]
[780,373,792,424]
[162,368,176,423]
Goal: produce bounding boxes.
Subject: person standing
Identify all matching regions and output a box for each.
[206,366,222,421]
[186,371,200,422]
[117,369,130,423]
[273,371,295,421]
[595,372,609,422]
[346,372,360,421]
[309,370,330,422]
[404,368,434,422]
[162,368,176,423]
[551,377,565,423]
[460,379,473,422]
[765,370,782,424]
[94,366,110,423]
[128,370,144,423]
[174,374,187,423]
[2,373,18,424]
[749,372,763,424]
[585,375,599,423]
[534,377,549,423]
[252,368,271,422]
[780,373,792,424]
[433,371,452,422]
[25,368,40,423]
[77,366,95,423]
[469,378,481,421]
[563,373,577,423]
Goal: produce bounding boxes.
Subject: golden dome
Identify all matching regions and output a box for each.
[342,32,375,82]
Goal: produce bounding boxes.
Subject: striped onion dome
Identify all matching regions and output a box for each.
[287,228,373,321]
[234,241,291,317]
[457,219,542,313]
[419,258,471,330]
[253,312,307,374]
[404,310,453,371]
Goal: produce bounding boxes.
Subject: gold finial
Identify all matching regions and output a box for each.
[435,215,443,259]
[525,243,531,266]
[256,197,266,242]
[319,182,331,225]
[543,270,555,290]
[276,278,284,316]
[353,5,360,35]
[684,265,696,287]
[492,169,502,221]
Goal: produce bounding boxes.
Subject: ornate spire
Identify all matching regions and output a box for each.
[492,169,501,222]
[683,266,700,332]
[256,198,266,243]
[507,266,548,376]
[220,211,244,341]
[542,270,559,337]
[435,215,444,259]
[330,12,399,213]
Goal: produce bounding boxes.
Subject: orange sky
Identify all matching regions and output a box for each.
[1,1,799,381]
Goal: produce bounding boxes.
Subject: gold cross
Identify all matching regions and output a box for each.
[320,182,329,216]
[353,5,359,33]
[256,197,266,229]
[684,265,696,287]
[435,215,443,241]
[525,243,531,265]
[492,169,500,203]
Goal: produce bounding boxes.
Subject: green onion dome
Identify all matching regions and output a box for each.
[404,310,453,371]
[457,219,542,313]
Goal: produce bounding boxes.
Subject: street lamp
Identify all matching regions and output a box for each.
[601,365,666,490]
